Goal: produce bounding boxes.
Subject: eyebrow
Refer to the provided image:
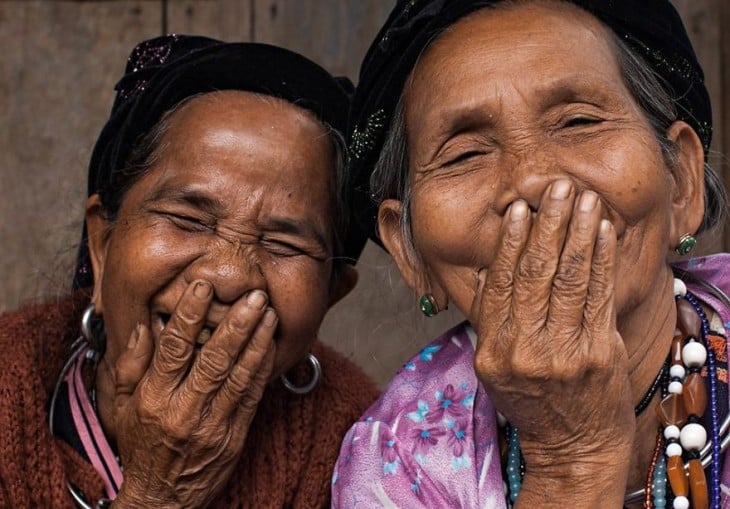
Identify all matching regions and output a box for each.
[263,217,330,252]
[144,187,226,215]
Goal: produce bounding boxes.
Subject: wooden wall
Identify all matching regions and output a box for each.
[1,0,728,387]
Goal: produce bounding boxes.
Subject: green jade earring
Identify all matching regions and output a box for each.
[675,233,697,256]
[419,294,439,317]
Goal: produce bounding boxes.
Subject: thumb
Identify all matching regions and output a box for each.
[115,323,154,397]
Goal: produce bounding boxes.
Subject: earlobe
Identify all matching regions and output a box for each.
[665,121,705,243]
[85,194,111,315]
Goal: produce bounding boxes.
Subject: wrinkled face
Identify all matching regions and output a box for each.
[389,1,702,322]
[89,90,342,378]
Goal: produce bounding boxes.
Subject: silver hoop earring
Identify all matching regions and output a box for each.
[81,303,106,362]
[280,354,321,395]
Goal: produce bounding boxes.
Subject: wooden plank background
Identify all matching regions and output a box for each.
[1,0,727,387]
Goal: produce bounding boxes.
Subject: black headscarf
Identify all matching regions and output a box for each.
[74,35,358,288]
[347,0,713,246]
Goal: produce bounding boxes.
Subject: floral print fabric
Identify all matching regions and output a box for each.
[332,324,507,508]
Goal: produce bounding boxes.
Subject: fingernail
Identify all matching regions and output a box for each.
[248,290,267,309]
[263,308,277,327]
[510,200,528,220]
[550,180,571,199]
[599,219,612,235]
[128,323,141,349]
[579,191,598,211]
[194,281,212,298]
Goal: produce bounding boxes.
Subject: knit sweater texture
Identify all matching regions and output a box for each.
[0,294,379,508]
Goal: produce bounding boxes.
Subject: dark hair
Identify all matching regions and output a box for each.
[97,93,350,266]
[371,24,727,254]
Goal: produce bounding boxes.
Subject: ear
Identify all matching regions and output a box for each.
[666,121,705,245]
[327,264,358,308]
[379,199,449,311]
[377,199,424,294]
[85,194,111,315]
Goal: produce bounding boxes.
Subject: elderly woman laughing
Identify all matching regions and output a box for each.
[0,35,377,508]
[334,1,729,508]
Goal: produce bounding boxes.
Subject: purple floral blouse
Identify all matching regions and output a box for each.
[332,254,730,508]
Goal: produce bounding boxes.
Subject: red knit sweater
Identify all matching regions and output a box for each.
[0,295,378,508]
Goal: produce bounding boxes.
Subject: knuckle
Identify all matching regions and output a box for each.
[517,252,552,280]
[225,365,253,395]
[157,335,192,365]
[486,267,514,291]
[222,312,257,339]
[196,348,235,384]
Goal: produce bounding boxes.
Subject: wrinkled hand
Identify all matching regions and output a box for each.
[471,181,634,502]
[111,280,276,508]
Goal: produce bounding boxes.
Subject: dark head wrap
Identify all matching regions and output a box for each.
[347,0,713,245]
[75,35,357,288]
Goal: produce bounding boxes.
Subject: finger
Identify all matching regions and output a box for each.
[115,323,154,397]
[212,307,277,421]
[149,280,212,392]
[469,268,487,326]
[183,290,269,406]
[476,199,530,347]
[585,219,618,334]
[512,179,574,331]
[546,190,602,332]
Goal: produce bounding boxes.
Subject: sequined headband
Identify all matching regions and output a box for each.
[346,0,713,246]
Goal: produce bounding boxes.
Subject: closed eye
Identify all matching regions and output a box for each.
[563,116,601,128]
[444,150,484,166]
[262,239,309,257]
[166,213,215,233]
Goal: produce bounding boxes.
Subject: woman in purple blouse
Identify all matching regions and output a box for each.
[334,1,730,507]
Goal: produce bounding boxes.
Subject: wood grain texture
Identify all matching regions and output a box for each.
[251,0,394,79]
[166,0,252,41]
[0,1,162,311]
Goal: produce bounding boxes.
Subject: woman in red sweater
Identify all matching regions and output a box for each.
[0,35,377,508]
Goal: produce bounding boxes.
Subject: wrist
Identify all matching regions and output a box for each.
[516,450,631,509]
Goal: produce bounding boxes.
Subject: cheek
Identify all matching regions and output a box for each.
[99,224,201,362]
[594,144,672,226]
[266,262,331,374]
[410,178,500,269]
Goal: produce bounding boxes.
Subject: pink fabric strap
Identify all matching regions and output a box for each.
[64,351,123,499]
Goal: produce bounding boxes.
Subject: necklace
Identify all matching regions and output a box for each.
[502,279,730,509]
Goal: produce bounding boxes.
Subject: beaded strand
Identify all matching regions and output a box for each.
[506,424,523,503]
[646,430,666,508]
[654,280,716,509]
[684,292,721,508]
[653,452,668,508]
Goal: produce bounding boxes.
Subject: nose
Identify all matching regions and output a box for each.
[492,147,566,215]
[184,239,266,304]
